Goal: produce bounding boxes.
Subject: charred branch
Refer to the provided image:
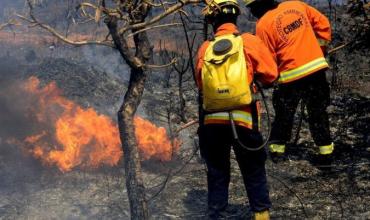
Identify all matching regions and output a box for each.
[0,19,20,31]
[127,23,182,37]
[17,0,114,47]
[105,16,143,69]
[118,0,202,34]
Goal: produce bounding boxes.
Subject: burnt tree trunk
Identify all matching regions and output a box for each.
[119,27,152,220]
[106,5,152,220]
[118,68,148,220]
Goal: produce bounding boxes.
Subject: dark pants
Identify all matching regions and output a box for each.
[270,70,332,146]
[198,123,271,217]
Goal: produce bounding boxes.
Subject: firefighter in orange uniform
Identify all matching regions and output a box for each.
[196,0,278,219]
[244,0,334,165]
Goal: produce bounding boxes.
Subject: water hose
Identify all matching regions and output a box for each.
[229,82,271,151]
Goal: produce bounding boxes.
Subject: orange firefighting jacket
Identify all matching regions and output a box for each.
[256,1,331,84]
[196,23,278,129]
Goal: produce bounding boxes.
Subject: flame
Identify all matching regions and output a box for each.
[135,117,179,161]
[23,76,177,172]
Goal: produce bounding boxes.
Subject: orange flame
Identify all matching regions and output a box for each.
[135,117,178,161]
[23,76,177,172]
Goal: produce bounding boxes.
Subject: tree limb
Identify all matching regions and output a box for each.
[143,0,177,7]
[0,23,10,31]
[119,0,202,34]
[105,16,144,69]
[176,120,198,133]
[127,22,182,37]
[16,14,114,47]
[146,58,177,68]
[0,19,20,31]
[16,0,114,47]
[328,43,350,54]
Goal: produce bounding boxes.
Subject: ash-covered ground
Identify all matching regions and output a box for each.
[0,44,369,220]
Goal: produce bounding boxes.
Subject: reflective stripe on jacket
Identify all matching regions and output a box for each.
[205,110,253,129]
[279,57,328,83]
[256,1,331,84]
[196,23,278,129]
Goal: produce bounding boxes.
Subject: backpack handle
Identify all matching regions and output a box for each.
[207,52,238,65]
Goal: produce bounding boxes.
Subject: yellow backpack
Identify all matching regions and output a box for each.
[201,34,252,112]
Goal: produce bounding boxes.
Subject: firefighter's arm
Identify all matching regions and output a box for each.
[195,41,210,90]
[305,2,332,51]
[243,34,278,85]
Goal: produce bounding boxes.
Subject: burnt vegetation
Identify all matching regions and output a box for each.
[0,0,369,219]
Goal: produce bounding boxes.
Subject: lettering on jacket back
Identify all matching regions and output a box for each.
[275,9,308,43]
[283,18,303,34]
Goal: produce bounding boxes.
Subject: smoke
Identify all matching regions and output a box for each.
[0,57,34,139]
[0,57,47,212]
[81,45,130,83]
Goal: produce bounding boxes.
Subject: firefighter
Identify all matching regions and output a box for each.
[244,0,334,165]
[196,0,278,218]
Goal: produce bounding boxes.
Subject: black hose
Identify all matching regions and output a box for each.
[229,82,272,151]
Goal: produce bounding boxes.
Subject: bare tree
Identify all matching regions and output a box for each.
[156,12,201,123]
[158,42,191,122]
[16,0,201,219]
